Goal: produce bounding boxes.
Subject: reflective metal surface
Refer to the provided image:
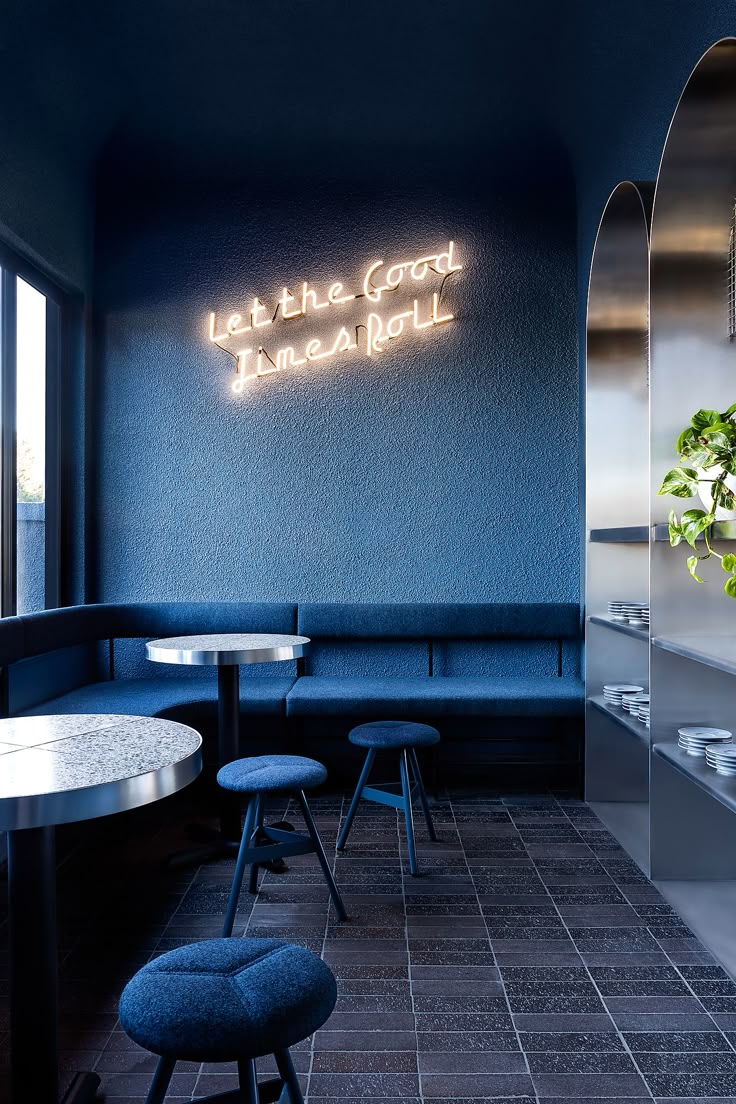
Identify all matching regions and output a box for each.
[585,181,652,817]
[0,715,202,831]
[146,632,310,666]
[587,180,653,533]
[647,38,736,879]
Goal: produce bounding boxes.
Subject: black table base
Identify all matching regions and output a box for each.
[8,826,101,1104]
[166,664,251,868]
[218,664,243,841]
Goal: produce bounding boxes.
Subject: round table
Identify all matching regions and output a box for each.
[146,634,309,842]
[0,713,202,1104]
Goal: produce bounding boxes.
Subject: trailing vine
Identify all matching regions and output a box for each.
[659,405,736,598]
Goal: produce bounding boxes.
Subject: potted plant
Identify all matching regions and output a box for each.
[658,405,736,597]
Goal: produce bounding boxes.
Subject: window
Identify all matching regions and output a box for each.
[16,277,47,614]
[0,252,67,615]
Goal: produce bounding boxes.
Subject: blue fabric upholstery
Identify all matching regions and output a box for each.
[433,639,560,677]
[349,720,440,749]
[0,615,25,667]
[218,755,327,793]
[18,602,298,660]
[119,938,336,1061]
[21,604,126,658]
[19,675,295,719]
[297,602,580,640]
[287,676,584,718]
[114,601,297,639]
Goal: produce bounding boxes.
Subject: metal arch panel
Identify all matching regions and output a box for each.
[649,38,736,879]
[585,181,652,815]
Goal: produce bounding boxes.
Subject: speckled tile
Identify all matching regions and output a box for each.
[527,1052,639,1074]
[1,789,732,1104]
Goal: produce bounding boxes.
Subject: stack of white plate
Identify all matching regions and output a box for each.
[705,744,736,775]
[638,606,650,628]
[607,600,627,621]
[637,698,650,727]
[622,691,649,717]
[604,683,645,707]
[623,602,647,626]
[678,726,732,757]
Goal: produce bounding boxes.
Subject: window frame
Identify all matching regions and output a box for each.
[0,242,78,616]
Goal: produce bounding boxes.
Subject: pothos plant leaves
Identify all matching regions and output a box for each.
[686,555,705,583]
[681,509,712,548]
[691,408,722,433]
[658,467,699,498]
[659,403,736,600]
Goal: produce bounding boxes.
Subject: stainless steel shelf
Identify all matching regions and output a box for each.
[589,527,649,544]
[654,743,736,815]
[588,695,649,745]
[589,524,736,544]
[588,614,649,643]
[652,522,736,543]
[652,634,736,678]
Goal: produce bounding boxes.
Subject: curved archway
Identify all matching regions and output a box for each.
[650,37,736,628]
[587,180,652,532]
[585,180,652,806]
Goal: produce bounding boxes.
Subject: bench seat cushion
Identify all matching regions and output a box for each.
[18,675,296,719]
[286,676,584,718]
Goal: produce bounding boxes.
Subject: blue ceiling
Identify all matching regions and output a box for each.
[2,0,576,182]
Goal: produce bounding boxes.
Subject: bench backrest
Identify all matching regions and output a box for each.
[296,603,581,677]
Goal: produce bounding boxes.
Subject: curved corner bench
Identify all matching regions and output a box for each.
[0,601,584,779]
[0,602,298,724]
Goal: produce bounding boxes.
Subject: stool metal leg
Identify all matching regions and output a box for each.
[336,748,376,851]
[145,1056,175,1104]
[399,750,418,876]
[295,791,348,921]
[248,794,264,895]
[275,1048,305,1104]
[222,797,257,937]
[409,748,438,842]
[238,1058,259,1104]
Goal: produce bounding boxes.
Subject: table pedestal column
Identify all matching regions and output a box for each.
[218,664,242,841]
[8,826,100,1104]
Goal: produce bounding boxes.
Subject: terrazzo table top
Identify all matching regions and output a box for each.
[146,633,310,666]
[0,714,202,831]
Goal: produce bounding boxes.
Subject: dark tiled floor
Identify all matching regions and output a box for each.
[2,791,736,1102]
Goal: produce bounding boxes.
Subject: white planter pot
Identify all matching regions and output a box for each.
[697,465,736,520]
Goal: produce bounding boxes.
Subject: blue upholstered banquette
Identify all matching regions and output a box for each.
[0,602,583,776]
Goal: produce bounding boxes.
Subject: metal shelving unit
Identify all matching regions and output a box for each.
[585,179,652,814]
[588,614,649,643]
[654,743,736,815]
[589,527,649,544]
[589,695,649,743]
[651,634,736,677]
[647,40,736,885]
[586,37,736,978]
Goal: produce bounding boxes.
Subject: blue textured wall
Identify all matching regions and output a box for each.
[91,163,578,604]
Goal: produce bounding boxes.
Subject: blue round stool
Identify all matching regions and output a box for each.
[337,721,440,876]
[218,755,347,936]
[120,937,336,1104]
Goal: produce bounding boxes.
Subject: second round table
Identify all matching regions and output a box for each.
[146,633,309,841]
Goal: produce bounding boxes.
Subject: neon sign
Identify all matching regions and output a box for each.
[207,241,463,391]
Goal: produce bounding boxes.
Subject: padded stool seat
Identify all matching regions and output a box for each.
[120,938,335,1104]
[120,938,336,1061]
[349,720,440,749]
[218,754,327,794]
